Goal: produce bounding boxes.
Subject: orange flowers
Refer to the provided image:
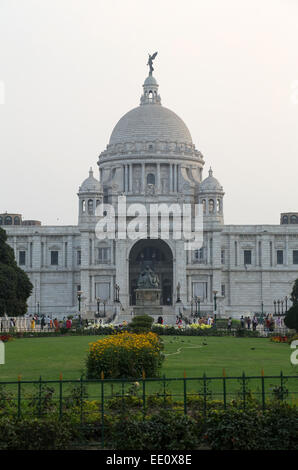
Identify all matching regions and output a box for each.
[87,331,164,379]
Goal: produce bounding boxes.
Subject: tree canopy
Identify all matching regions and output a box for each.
[284,279,298,332]
[0,227,33,316]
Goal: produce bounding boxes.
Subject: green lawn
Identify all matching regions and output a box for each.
[0,335,297,381]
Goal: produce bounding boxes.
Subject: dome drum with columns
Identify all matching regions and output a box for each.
[97,72,204,203]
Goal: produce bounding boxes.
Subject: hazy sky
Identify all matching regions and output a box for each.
[0,0,297,226]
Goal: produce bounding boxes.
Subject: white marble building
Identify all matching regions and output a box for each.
[3,70,298,320]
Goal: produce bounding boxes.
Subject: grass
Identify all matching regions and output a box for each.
[0,334,297,381]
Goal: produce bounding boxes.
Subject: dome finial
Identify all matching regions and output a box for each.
[209,167,213,177]
[89,167,93,177]
[147,51,158,76]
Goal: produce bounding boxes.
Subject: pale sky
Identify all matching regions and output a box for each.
[0,0,297,226]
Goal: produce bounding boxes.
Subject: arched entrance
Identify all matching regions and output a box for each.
[129,239,173,306]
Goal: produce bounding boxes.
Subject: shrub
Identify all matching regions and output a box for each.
[109,410,199,450]
[129,315,154,333]
[202,402,298,450]
[0,416,79,450]
[86,331,164,379]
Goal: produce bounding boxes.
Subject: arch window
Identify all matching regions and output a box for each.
[147,173,155,185]
[208,199,214,213]
[202,199,206,214]
[5,216,12,225]
[282,215,288,224]
[14,216,20,225]
[0,217,2,225]
[88,199,94,215]
[217,199,221,213]
[82,200,86,213]
[290,215,298,224]
[148,90,153,103]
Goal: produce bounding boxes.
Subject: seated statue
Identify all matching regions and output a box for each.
[137,265,160,289]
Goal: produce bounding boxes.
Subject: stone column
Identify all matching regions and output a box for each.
[129,164,133,193]
[285,235,289,266]
[175,240,187,304]
[115,240,129,308]
[141,163,145,193]
[169,164,173,192]
[156,163,161,193]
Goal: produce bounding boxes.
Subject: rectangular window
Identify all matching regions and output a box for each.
[221,284,226,297]
[221,249,225,265]
[244,250,252,265]
[97,247,110,263]
[194,247,204,263]
[50,251,59,266]
[192,282,207,300]
[293,250,298,265]
[19,251,26,266]
[77,250,81,265]
[277,250,284,265]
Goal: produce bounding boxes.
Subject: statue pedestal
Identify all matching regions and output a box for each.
[136,288,161,306]
[134,288,162,316]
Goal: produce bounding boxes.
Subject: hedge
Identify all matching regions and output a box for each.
[0,402,296,450]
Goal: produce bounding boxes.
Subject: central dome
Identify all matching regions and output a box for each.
[109,105,193,146]
[109,74,193,146]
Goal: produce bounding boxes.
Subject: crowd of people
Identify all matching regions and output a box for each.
[0,311,287,333]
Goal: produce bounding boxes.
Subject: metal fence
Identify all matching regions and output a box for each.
[0,373,297,447]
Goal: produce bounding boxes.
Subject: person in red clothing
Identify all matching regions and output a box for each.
[66,318,72,329]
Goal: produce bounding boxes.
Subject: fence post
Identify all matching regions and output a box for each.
[38,376,42,417]
[183,370,187,415]
[142,371,146,419]
[242,371,246,409]
[203,372,207,418]
[59,373,63,420]
[80,376,83,425]
[101,374,104,449]
[222,368,227,410]
[163,374,166,406]
[280,370,284,401]
[261,369,265,411]
[17,375,21,419]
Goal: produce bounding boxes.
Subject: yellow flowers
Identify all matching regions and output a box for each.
[86,332,164,379]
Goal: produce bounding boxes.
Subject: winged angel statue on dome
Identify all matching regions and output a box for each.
[147,52,158,75]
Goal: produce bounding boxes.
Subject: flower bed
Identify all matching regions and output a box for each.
[0,334,13,343]
[86,331,164,379]
[270,335,289,343]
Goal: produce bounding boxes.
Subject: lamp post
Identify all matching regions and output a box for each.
[191,299,194,317]
[261,301,264,316]
[115,284,120,303]
[176,282,181,303]
[277,299,280,315]
[285,296,288,313]
[37,302,40,316]
[103,300,106,317]
[273,300,277,315]
[213,290,218,313]
[96,297,101,317]
[77,291,83,313]
[194,296,198,317]
[197,296,201,318]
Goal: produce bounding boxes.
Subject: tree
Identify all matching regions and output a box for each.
[0,227,33,316]
[290,279,298,306]
[284,279,298,332]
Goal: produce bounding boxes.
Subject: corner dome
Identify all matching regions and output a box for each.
[109,74,193,146]
[79,168,102,193]
[200,168,223,192]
